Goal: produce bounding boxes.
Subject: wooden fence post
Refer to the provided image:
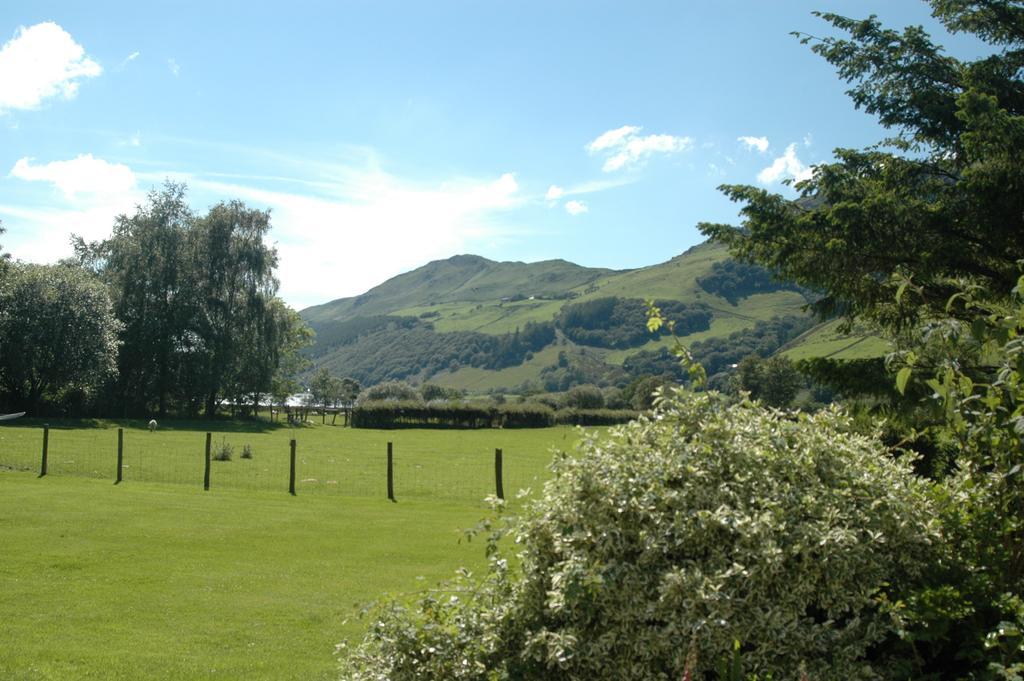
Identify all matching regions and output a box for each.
[289,439,297,496]
[203,432,211,491]
[39,424,49,477]
[387,441,395,501]
[495,448,504,500]
[115,428,124,484]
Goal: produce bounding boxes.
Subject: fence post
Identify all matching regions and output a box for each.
[387,441,395,501]
[203,432,211,491]
[495,448,504,500]
[39,424,49,477]
[115,428,124,484]
[289,439,297,496]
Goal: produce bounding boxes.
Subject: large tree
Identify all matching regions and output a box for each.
[0,263,120,414]
[699,3,1024,676]
[700,2,1024,332]
[79,182,309,417]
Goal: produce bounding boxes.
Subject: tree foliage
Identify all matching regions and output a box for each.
[0,263,120,413]
[74,182,308,417]
[697,3,1024,676]
[556,297,712,349]
[696,259,804,305]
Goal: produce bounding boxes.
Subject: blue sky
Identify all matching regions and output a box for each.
[0,1,984,309]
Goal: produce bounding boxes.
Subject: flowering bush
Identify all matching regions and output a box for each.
[340,389,940,680]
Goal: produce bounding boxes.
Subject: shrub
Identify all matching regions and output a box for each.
[340,389,939,680]
[213,438,233,461]
[498,402,554,428]
[240,444,253,459]
[553,407,637,426]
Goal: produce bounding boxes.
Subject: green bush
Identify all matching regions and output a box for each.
[497,403,554,428]
[553,408,637,426]
[340,389,939,680]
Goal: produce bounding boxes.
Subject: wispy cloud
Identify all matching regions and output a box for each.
[587,125,692,172]
[119,50,140,69]
[545,185,565,201]
[564,200,588,216]
[0,22,101,113]
[167,58,180,77]
[737,135,769,153]
[757,143,813,184]
[2,150,525,308]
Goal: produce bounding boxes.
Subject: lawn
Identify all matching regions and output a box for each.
[0,419,582,503]
[0,421,588,679]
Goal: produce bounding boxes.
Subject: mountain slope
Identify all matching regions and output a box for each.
[299,242,880,391]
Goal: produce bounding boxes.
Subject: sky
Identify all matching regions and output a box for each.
[0,1,987,310]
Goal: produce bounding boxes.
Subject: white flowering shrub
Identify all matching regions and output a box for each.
[340,390,940,680]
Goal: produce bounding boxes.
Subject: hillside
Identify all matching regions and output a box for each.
[300,242,885,391]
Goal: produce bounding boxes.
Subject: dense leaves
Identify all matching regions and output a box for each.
[556,297,711,349]
[340,390,938,679]
[696,259,804,305]
[72,182,309,417]
[0,263,120,414]
[623,314,815,380]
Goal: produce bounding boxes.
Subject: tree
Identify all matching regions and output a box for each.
[95,182,193,416]
[697,3,1024,675]
[699,6,1024,333]
[561,384,605,409]
[0,263,120,413]
[362,380,420,402]
[79,182,310,418]
[186,200,280,417]
[737,355,802,408]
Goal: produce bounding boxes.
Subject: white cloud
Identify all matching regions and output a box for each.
[128,132,141,147]
[187,170,523,308]
[757,143,813,184]
[0,22,101,113]
[168,58,180,76]
[738,136,769,153]
[545,185,565,201]
[119,51,140,69]
[10,154,137,198]
[2,155,142,259]
[1,147,528,308]
[564,200,588,216]
[803,132,813,147]
[587,125,692,172]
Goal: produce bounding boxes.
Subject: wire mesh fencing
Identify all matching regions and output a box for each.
[0,423,561,505]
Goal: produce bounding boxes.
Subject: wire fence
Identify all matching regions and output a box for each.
[0,423,557,504]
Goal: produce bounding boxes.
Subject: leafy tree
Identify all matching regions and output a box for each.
[308,367,337,412]
[185,200,280,417]
[699,6,1024,332]
[0,263,120,413]
[697,3,1024,675]
[561,384,605,409]
[696,259,804,305]
[737,355,802,408]
[77,182,309,417]
[97,182,192,416]
[362,380,420,402]
[420,383,462,401]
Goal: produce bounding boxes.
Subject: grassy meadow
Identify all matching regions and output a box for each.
[0,420,588,679]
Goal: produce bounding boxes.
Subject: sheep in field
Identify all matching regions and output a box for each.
[148,419,158,432]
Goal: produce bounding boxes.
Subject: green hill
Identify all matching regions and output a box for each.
[299,242,883,391]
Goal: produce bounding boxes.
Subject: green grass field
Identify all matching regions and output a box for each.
[0,421,588,679]
[0,419,581,503]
